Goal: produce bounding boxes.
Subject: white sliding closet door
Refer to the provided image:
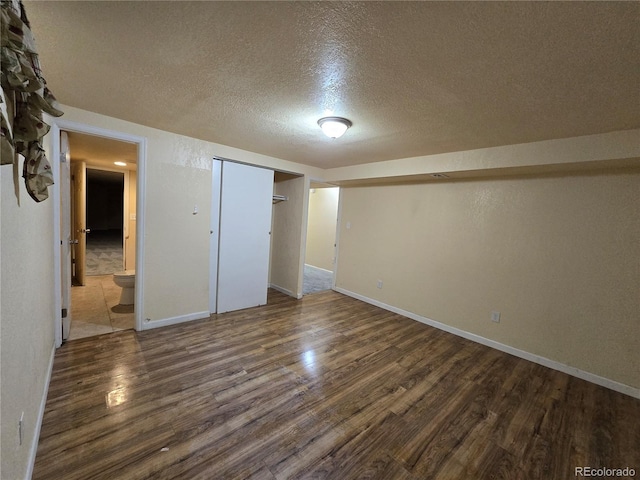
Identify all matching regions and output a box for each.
[217,161,274,313]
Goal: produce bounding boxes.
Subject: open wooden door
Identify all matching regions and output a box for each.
[71,160,87,286]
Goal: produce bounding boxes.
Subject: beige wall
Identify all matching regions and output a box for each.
[1,156,57,480]
[336,168,640,390]
[126,126,213,321]
[305,187,339,271]
[270,174,306,297]
[125,169,137,271]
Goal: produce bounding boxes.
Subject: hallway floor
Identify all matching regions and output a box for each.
[69,275,135,341]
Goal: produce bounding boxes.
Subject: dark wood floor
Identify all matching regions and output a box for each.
[34,290,639,479]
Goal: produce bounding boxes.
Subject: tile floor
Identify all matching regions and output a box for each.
[69,274,135,341]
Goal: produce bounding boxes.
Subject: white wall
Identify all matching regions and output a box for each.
[1,156,57,480]
[305,187,339,271]
[336,168,640,392]
[141,135,212,322]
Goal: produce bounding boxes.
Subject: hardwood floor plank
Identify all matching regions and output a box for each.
[33,290,640,479]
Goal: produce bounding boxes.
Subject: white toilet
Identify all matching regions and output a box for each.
[113,270,135,305]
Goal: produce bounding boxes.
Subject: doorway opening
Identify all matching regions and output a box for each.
[303,184,339,295]
[85,169,125,277]
[65,131,138,340]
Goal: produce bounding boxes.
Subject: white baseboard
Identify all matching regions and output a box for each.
[26,343,56,480]
[269,283,300,299]
[304,264,334,274]
[142,311,210,330]
[333,287,640,399]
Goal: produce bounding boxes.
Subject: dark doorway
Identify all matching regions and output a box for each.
[86,169,124,275]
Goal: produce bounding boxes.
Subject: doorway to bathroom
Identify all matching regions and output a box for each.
[64,131,138,340]
[303,184,339,295]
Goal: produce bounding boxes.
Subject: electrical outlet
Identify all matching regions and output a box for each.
[377,280,383,289]
[491,311,501,323]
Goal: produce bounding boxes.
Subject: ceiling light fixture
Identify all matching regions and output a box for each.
[114,161,127,167]
[318,116,352,139]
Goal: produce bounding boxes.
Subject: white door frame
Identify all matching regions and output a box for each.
[59,131,71,340]
[301,179,341,295]
[209,158,222,314]
[51,119,147,347]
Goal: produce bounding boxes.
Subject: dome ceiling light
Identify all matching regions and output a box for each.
[318,117,352,139]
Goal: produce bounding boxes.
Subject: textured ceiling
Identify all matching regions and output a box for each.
[25,1,640,169]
